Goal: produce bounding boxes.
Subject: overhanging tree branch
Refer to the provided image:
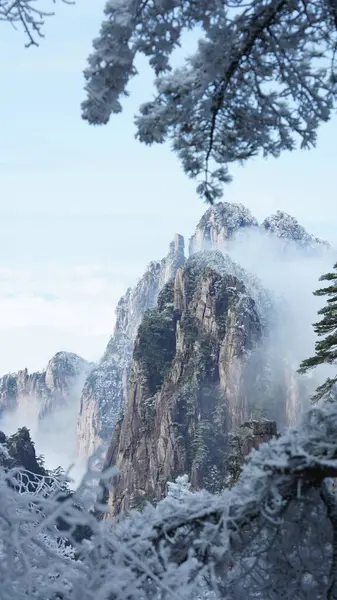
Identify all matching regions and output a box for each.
[82,0,337,202]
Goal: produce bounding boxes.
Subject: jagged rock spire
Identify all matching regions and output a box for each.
[77,235,185,459]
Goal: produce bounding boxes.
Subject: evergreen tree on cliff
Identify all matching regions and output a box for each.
[82,0,337,203]
[299,262,337,401]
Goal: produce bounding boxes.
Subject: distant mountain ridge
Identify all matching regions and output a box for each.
[189,203,330,254]
[0,351,93,426]
[261,210,330,248]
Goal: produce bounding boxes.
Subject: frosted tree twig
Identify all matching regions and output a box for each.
[0,0,74,46]
[2,403,337,598]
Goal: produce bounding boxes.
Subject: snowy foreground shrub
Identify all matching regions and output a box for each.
[2,404,337,599]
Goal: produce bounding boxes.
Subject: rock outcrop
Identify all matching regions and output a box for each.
[102,252,296,516]
[77,235,185,459]
[189,203,330,255]
[0,428,93,542]
[261,211,330,249]
[189,203,258,255]
[225,420,278,488]
[0,427,50,493]
[0,426,47,477]
[0,351,93,424]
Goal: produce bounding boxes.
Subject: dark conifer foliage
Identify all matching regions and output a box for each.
[299,262,337,401]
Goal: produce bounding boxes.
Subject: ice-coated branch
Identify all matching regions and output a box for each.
[2,402,337,598]
[82,0,337,202]
[0,0,73,46]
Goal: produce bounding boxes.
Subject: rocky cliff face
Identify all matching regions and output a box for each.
[0,351,93,424]
[187,203,327,424]
[103,251,299,516]
[77,235,185,459]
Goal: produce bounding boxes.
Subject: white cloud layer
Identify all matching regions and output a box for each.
[0,265,127,373]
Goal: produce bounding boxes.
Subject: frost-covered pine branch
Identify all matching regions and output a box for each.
[0,0,73,46]
[3,402,337,598]
[82,0,337,202]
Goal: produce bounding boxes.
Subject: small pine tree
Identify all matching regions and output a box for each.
[298,262,337,402]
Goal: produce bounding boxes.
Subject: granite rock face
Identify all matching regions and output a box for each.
[103,252,293,516]
[76,235,185,459]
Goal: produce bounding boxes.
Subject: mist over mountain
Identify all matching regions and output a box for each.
[0,203,335,491]
[0,351,93,479]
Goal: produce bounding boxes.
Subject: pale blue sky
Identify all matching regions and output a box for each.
[1,1,337,372]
